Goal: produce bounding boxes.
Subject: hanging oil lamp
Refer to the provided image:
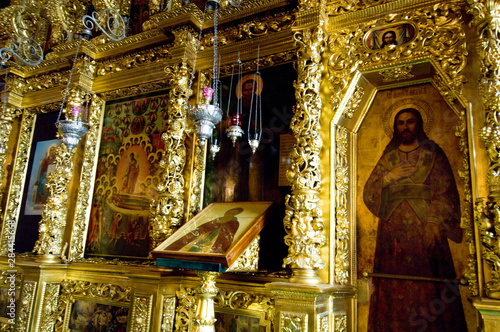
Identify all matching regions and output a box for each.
[187,0,223,146]
[226,53,244,146]
[248,47,262,154]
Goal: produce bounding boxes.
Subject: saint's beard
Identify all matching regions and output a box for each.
[398,129,417,145]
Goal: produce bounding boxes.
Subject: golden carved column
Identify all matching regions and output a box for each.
[192,271,220,332]
[0,106,18,201]
[468,0,500,330]
[283,24,326,284]
[33,88,87,262]
[150,61,190,250]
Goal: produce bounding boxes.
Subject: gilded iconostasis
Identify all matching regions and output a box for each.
[3,0,500,331]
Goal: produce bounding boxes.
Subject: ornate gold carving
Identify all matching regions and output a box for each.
[468,0,500,298]
[45,0,88,46]
[187,142,206,221]
[131,295,153,332]
[0,106,20,212]
[15,281,36,332]
[95,42,173,77]
[326,0,390,16]
[327,2,468,288]
[161,296,176,332]
[227,235,260,272]
[193,271,220,332]
[31,87,89,259]
[175,286,275,332]
[100,81,172,101]
[150,61,190,250]
[39,283,61,332]
[0,111,35,255]
[33,136,77,256]
[92,0,132,16]
[342,85,363,119]
[142,3,203,32]
[0,2,48,46]
[283,25,326,283]
[69,96,104,260]
[174,287,196,332]
[54,279,131,332]
[379,65,414,82]
[335,126,349,285]
[328,3,467,107]
[220,50,297,76]
[281,311,308,332]
[318,312,329,332]
[334,314,347,332]
[201,8,295,49]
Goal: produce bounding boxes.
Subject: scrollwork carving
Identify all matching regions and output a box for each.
[328,3,467,110]
[39,283,61,332]
[150,61,190,250]
[0,111,35,255]
[15,281,36,332]
[45,0,88,46]
[283,25,326,283]
[131,295,152,332]
[69,96,104,260]
[161,296,176,332]
[468,0,500,298]
[281,312,308,332]
[334,126,349,285]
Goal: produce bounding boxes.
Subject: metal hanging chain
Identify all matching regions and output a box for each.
[83,54,92,124]
[236,53,243,118]
[256,46,262,140]
[1,68,9,136]
[57,37,83,123]
[211,6,219,107]
[186,7,208,107]
[225,52,237,117]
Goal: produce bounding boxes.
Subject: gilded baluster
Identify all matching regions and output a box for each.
[468,0,500,298]
[150,61,190,250]
[283,25,326,284]
[192,271,220,332]
[33,88,86,261]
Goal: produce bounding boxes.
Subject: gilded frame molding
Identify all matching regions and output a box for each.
[325,1,478,328]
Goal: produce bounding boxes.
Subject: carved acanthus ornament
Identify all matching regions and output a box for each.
[379,65,414,82]
[131,295,153,332]
[15,281,36,332]
[335,126,349,285]
[161,296,176,332]
[327,1,468,287]
[39,283,61,332]
[33,87,87,258]
[468,0,500,299]
[45,0,88,46]
[0,106,20,204]
[150,61,190,250]
[69,96,104,260]
[92,0,132,16]
[0,111,35,255]
[283,25,326,284]
[280,312,307,332]
[334,314,347,332]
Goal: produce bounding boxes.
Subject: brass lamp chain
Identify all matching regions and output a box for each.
[211,7,219,107]
[1,68,8,139]
[187,7,208,106]
[57,37,83,123]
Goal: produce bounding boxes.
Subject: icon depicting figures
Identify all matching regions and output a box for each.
[363,108,467,331]
[166,207,244,254]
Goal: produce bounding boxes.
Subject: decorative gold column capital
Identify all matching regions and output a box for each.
[192,271,221,332]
